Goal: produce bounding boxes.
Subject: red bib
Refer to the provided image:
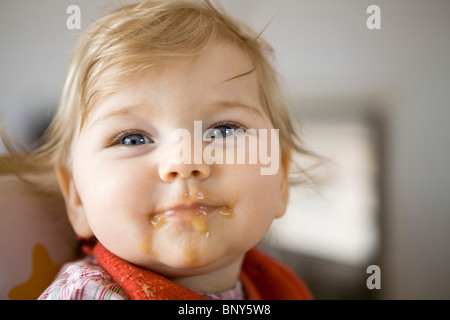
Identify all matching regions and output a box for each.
[93,242,313,300]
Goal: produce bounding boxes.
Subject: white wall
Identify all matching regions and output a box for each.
[1,0,449,299]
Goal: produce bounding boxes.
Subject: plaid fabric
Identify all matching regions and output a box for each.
[38,256,127,300]
[38,256,244,300]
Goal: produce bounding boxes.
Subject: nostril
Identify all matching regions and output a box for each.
[160,166,210,182]
[168,172,178,179]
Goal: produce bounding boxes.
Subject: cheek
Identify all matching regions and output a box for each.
[72,153,155,233]
[227,164,283,229]
[73,156,159,255]
[78,163,141,206]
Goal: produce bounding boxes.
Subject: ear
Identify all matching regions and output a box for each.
[55,164,94,239]
[275,148,291,219]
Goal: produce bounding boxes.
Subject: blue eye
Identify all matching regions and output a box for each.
[205,122,245,139]
[208,126,235,139]
[122,134,152,146]
[114,131,153,146]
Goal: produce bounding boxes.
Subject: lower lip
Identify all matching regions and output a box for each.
[148,206,234,234]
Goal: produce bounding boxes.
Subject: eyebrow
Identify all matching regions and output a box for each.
[209,100,263,118]
[90,100,263,128]
[89,105,144,128]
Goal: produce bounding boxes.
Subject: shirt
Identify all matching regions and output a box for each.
[38,256,245,300]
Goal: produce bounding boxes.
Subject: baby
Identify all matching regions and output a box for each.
[2,0,313,300]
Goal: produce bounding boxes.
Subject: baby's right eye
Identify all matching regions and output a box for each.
[111,130,154,146]
[122,134,152,146]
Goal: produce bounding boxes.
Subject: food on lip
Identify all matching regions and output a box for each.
[149,214,166,229]
[190,216,207,234]
[219,206,234,218]
[147,206,234,233]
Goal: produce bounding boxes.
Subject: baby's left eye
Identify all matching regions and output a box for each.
[205,123,245,139]
[208,126,235,139]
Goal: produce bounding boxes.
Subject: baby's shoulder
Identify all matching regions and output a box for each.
[38,256,128,300]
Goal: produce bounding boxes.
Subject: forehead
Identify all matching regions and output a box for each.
[132,42,257,95]
[84,41,262,124]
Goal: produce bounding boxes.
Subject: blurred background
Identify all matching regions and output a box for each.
[1,0,449,299]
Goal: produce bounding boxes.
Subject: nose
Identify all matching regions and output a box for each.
[158,141,211,182]
[159,160,211,182]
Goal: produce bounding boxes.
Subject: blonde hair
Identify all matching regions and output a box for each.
[1,0,314,192]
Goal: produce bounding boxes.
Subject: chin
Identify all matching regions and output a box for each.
[143,249,234,278]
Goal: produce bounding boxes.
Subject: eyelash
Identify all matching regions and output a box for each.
[213,121,245,129]
[109,121,247,147]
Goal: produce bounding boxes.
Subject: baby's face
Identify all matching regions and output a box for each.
[66,42,289,277]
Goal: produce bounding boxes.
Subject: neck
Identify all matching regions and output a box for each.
[170,255,244,294]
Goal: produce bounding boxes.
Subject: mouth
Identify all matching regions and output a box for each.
[156,202,219,216]
[149,202,234,234]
